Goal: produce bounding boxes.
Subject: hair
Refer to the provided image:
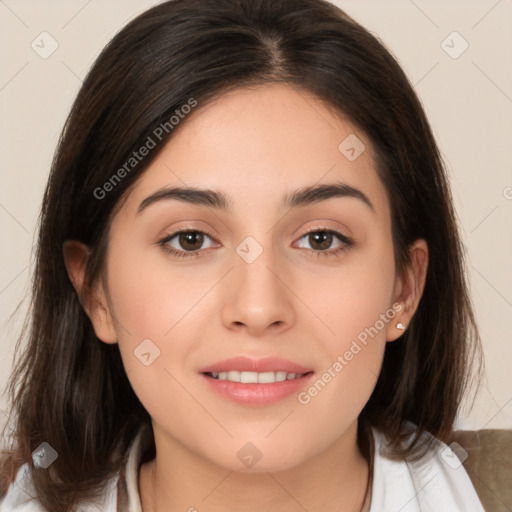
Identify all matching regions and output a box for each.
[1,0,483,510]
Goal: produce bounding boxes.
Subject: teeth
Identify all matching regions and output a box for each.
[275,371,291,382]
[228,371,241,382]
[241,371,258,383]
[208,371,304,383]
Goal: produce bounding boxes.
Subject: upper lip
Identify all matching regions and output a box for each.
[198,356,314,374]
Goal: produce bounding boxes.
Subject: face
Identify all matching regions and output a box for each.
[74,84,420,472]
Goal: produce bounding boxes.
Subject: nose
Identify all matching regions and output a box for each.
[221,245,295,337]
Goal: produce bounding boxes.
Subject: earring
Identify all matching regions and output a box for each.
[396,322,405,330]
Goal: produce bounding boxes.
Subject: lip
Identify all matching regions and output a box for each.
[200,372,315,406]
[198,356,313,374]
[198,356,315,406]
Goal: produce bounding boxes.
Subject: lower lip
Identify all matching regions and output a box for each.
[200,372,315,406]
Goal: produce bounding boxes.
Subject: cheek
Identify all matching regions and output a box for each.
[103,245,189,385]
[106,242,207,341]
[304,234,396,345]
[294,237,395,410]
[104,243,221,414]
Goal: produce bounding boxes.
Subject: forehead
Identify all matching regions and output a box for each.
[119,84,390,221]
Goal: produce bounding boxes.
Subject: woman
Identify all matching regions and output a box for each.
[0,0,491,510]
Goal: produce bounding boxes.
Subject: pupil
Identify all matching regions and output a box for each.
[180,232,203,251]
[311,231,331,250]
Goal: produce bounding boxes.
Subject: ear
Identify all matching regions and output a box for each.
[387,238,429,342]
[62,240,117,344]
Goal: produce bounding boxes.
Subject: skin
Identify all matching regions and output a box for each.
[64,83,428,512]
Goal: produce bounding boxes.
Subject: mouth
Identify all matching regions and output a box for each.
[199,356,315,405]
[203,370,314,383]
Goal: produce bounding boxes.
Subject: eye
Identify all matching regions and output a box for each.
[158,227,354,259]
[294,229,354,257]
[158,229,218,258]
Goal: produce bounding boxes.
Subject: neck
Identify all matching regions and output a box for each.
[139,421,371,512]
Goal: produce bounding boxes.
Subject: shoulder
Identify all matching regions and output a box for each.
[0,426,150,512]
[370,422,487,511]
[448,428,512,512]
[0,462,120,512]
[0,463,44,512]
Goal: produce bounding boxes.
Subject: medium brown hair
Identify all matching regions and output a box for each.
[1,0,483,509]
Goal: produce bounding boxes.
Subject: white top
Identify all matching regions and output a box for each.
[0,422,485,512]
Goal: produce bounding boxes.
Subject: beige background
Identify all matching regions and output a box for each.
[1,0,511,434]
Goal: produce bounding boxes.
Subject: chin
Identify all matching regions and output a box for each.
[205,444,310,474]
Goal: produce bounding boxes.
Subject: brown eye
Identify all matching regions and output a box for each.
[178,231,205,251]
[159,229,217,258]
[294,228,354,258]
[308,231,334,251]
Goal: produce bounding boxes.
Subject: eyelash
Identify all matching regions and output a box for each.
[157,227,354,259]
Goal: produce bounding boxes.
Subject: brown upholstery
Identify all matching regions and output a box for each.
[449,429,512,512]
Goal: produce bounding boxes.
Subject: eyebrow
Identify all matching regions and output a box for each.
[137,182,375,215]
